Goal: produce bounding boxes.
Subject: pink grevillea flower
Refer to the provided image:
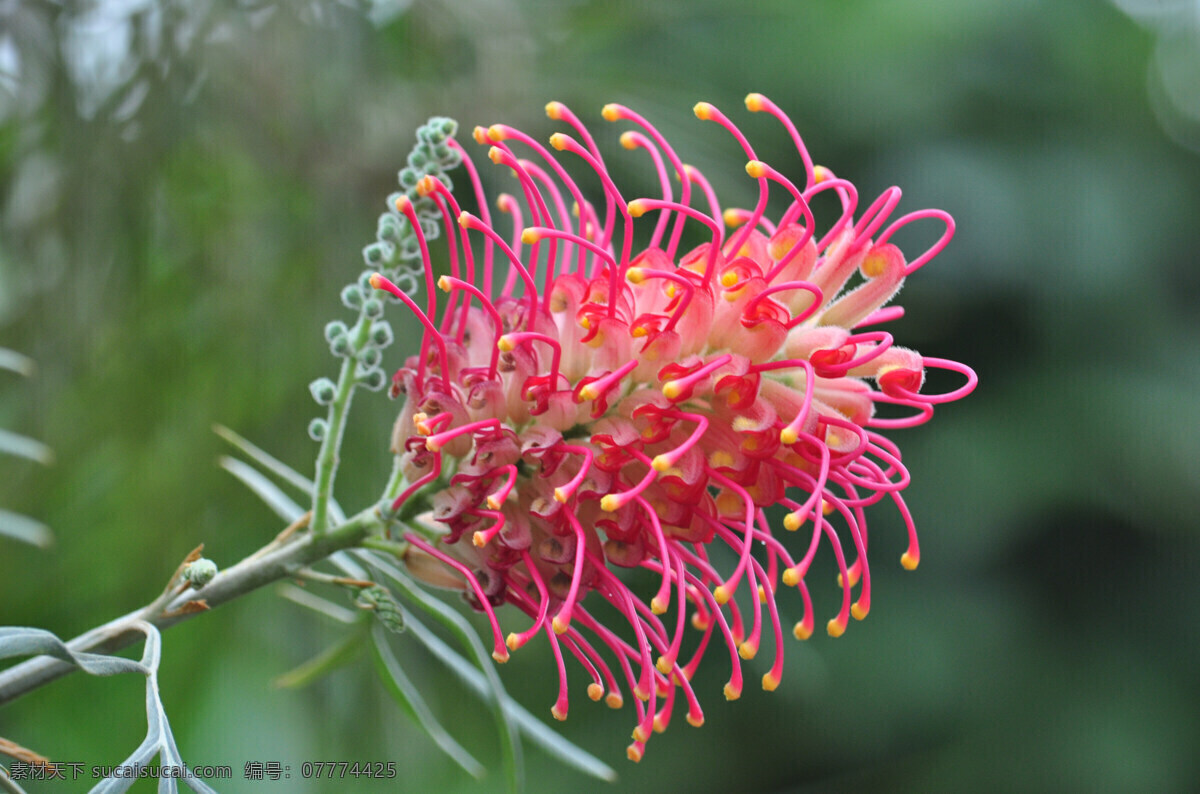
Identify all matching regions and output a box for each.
[372,94,976,762]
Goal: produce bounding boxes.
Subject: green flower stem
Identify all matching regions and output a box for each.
[311,317,374,535]
[360,536,409,559]
[0,508,383,707]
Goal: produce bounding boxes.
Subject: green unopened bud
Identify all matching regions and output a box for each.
[398,167,419,189]
[363,241,394,267]
[377,213,404,244]
[355,584,405,633]
[309,377,337,406]
[308,418,328,441]
[329,334,351,357]
[407,149,429,170]
[358,347,382,368]
[369,320,393,349]
[358,367,386,392]
[363,297,383,319]
[324,321,348,343]
[340,284,364,310]
[183,558,218,588]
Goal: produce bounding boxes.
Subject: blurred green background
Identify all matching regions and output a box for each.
[3,0,1199,791]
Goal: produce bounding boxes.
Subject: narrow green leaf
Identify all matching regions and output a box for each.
[0,348,34,376]
[212,425,313,494]
[218,456,305,524]
[0,509,52,548]
[400,610,618,783]
[369,624,486,779]
[273,628,366,689]
[358,553,524,792]
[0,428,53,465]
[213,427,345,523]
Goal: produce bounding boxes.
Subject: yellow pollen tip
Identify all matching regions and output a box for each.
[757,585,768,604]
[694,101,714,120]
[783,512,802,532]
[723,682,741,701]
[720,271,739,288]
[549,132,569,151]
[521,228,542,245]
[901,551,919,570]
[651,454,672,473]
[487,146,504,164]
[655,655,673,674]
[552,616,568,634]
[822,500,835,516]
[436,275,452,292]
[605,693,623,709]
[626,745,643,763]
[632,725,649,743]
[780,427,799,445]
[579,384,600,402]
[762,672,780,691]
[553,487,569,503]
[587,683,604,701]
[691,612,708,631]
[651,596,668,614]
[492,649,509,663]
[544,101,564,119]
[745,160,768,179]
[472,531,487,548]
[367,273,385,291]
[486,123,507,141]
[627,199,648,218]
[456,211,472,229]
[551,705,567,722]
[600,494,620,512]
[827,618,846,638]
[625,267,646,284]
[619,131,638,149]
[653,716,667,734]
[813,165,832,184]
[686,713,704,728]
[601,103,620,122]
[661,381,683,400]
[394,195,411,214]
[722,208,742,228]
[579,315,591,330]
[472,126,489,144]
[424,438,443,453]
[862,252,887,278]
[505,633,523,651]
[745,93,766,112]
[416,175,435,197]
[712,584,731,605]
[793,622,813,641]
[497,335,515,352]
[851,602,869,621]
[738,643,757,660]
[633,684,650,702]
[782,568,800,587]
[631,327,648,338]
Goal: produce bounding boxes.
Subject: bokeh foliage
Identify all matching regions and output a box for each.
[2,0,1199,791]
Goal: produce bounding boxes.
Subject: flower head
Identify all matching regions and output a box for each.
[373,95,976,761]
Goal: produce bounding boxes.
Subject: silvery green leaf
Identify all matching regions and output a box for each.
[0,348,34,376]
[218,456,305,523]
[213,425,345,522]
[369,624,485,779]
[0,509,52,548]
[357,552,616,783]
[276,583,358,624]
[0,428,53,465]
